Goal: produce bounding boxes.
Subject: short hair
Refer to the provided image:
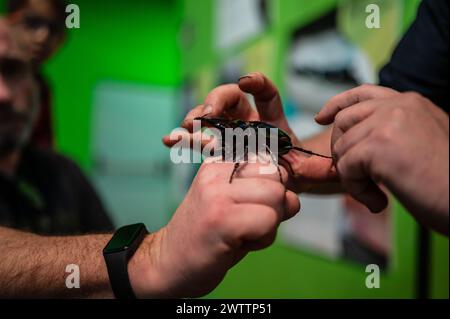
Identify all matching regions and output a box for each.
[6,0,67,23]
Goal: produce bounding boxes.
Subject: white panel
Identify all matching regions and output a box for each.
[90,82,178,230]
[215,0,266,50]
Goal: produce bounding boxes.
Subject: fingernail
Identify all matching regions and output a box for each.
[238,74,253,83]
[314,113,321,121]
[202,104,213,116]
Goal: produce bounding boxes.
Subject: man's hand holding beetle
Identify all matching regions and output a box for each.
[130,160,300,298]
[316,84,449,235]
[163,73,448,235]
[163,72,340,194]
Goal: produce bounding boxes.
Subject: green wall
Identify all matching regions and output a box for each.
[1,0,183,168]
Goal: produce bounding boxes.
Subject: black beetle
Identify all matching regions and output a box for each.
[194,117,332,183]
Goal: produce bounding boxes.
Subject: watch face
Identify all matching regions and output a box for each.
[104,223,146,254]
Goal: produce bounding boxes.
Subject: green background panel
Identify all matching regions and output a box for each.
[2,0,183,168]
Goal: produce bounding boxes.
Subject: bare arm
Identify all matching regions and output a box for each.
[0,226,163,298]
[0,160,299,298]
[0,227,112,298]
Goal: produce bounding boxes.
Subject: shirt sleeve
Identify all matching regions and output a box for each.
[379,0,449,109]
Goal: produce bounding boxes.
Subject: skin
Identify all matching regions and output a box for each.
[0,25,301,297]
[316,84,449,235]
[7,0,66,67]
[166,73,449,236]
[0,161,300,298]
[0,18,37,175]
[163,72,340,194]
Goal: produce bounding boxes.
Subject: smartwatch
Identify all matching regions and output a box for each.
[103,223,148,299]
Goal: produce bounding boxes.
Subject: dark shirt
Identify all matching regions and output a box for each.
[31,73,54,149]
[0,147,113,235]
[379,0,449,110]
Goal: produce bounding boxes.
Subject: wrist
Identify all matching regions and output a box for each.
[128,228,170,298]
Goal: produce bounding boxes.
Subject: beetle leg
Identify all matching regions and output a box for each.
[264,145,283,183]
[279,155,294,176]
[229,145,248,183]
[290,146,332,159]
[229,162,240,184]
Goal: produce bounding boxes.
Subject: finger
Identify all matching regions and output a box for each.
[316,84,399,125]
[331,101,376,147]
[333,120,375,162]
[283,190,301,221]
[231,178,286,217]
[341,179,388,214]
[162,130,217,150]
[203,84,257,119]
[240,231,278,251]
[229,160,289,185]
[282,152,338,183]
[238,72,286,124]
[336,143,388,213]
[223,204,280,250]
[181,105,211,131]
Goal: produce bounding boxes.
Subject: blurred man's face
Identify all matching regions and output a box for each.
[0,22,37,157]
[10,0,66,66]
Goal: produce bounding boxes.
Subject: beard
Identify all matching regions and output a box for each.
[0,105,32,157]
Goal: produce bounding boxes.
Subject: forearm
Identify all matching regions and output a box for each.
[0,227,114,298]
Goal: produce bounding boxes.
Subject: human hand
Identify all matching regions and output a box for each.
[130,159,300,298]
[162,72,337,191]
[316,84,449,234]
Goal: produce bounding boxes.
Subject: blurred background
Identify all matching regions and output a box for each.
[1,0,447,298]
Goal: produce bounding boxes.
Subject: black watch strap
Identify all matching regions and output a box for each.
[103,223,148,299]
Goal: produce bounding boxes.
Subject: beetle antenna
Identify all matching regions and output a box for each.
[290,147,332,159]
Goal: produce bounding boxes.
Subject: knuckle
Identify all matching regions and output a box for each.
[372,126,394,143]
[206,84,237,101]
[258,232,277,249]
[336,158,347,176]
[202,186,223,203]
[360,83,374,90]
[389,107,407,123]
[334,111,346,125]
[327,94,340,106]
[333,137,345,157]
[403,92,425,108]
[260,208,279,234]
[258,179,285,203]
[370,162,386,183]
[270,182,285,200]
[202,202,227,230]
[404,91,422,101]
[196,169,213,189]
